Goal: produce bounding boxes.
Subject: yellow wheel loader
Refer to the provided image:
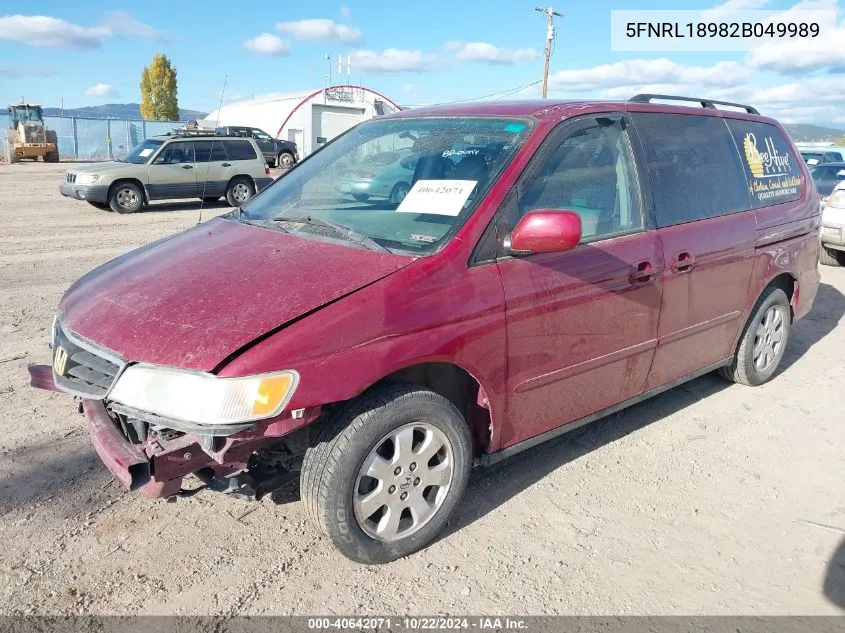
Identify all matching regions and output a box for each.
[5,103,59,163]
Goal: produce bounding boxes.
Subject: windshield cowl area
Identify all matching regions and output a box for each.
[238,116,532,255]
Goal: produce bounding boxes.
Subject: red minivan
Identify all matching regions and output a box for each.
[30,94,821,563]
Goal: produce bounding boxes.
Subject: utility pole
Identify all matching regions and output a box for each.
[535,6,563,99]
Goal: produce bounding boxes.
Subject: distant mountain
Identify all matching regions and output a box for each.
[784,123,845,143]
[41,103,207,121]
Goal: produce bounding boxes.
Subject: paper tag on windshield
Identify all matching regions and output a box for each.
[396,180,477,216]
[139,148,154,157]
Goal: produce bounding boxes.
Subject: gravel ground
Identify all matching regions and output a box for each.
[0,162,843,616]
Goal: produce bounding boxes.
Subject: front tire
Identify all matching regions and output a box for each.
[301,383,471,564]
[819,245,843,267]
[108,182,144,214]
[719,286,791,386]
[225,177,255,207]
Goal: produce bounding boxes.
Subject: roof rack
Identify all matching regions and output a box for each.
[628,94,759,115]
[168,128,219,137]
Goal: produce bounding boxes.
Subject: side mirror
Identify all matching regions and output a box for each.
[505,209,582,256]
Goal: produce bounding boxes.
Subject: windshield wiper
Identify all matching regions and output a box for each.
[267,214,392,253]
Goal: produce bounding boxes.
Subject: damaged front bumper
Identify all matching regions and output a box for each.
[28,364,319,499]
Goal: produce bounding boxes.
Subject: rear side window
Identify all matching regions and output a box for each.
[632,113,750,228]
[725,119,802,209]
[194,141,228,162]
[223,140,258,161]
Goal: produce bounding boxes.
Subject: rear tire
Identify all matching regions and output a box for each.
[108,182,144,214]
[278,152,295,169]
[819,245,843,267]
[225,177,255,207]
[389,182,410,205]
[301,383,471,564]
[719,286,791,386]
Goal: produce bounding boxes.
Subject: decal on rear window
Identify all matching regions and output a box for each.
[727,120,803,209]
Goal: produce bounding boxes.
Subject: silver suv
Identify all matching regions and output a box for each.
[59,133,274,213]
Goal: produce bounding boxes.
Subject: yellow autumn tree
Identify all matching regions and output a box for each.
[140,54,179,120]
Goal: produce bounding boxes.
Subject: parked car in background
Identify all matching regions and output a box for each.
[33,94,820,563]
[216,125,299,169]
[59,133,273,212]
[811,162,845,204]
[337,149,417,203]
[798,147,845,166]
[820,180,845,266]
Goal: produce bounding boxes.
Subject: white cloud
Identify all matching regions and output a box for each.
[446,41,539,65]
[702,0,772,20]
[0,15,110,50]
[548,58,750,92]
[349,48,438,73]
[243,33,290,56]
[102,11,159,39]
[746,0,845,72]
[403,83,416,93]
[0,65,56,78]
[84,83,117,97]
[276,19,362,43]
[340,6,352,19]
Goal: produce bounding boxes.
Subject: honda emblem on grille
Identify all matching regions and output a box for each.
[53,347,68,376]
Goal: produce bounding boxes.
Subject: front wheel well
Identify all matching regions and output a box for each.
[107,178,146,204]
[379,362,491,456]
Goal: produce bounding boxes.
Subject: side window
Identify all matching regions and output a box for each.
[519,119,643,240]
[223,140,258,161]
[632,113,750,227]
[154,141,194,164]
[194,141,228,162]
[725,119,803,209]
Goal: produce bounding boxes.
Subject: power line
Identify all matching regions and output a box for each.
[535,6,563,99]
[400,79,543,108]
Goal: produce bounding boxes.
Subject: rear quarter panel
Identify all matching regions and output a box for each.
[748,120,821,326]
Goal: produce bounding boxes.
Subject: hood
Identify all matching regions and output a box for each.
[60,217,411,371]
[70,161,136,174]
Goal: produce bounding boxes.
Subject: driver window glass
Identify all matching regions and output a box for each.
[155,142,194,164]
[519,120,644,240]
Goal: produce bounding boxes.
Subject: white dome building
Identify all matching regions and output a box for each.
[203,85,401,158]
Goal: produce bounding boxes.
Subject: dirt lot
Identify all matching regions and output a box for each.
[0,162,844,616]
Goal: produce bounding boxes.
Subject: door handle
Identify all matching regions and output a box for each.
[181,164,193,169]
[629,260,657,285]
[670,251,696,274]
[221,163,231,167]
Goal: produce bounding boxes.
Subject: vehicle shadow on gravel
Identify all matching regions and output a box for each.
[825,538,845,611]
[0,438,111,517]
[136,200,232,214]
[438,281,845,543]
[779,282,845,373]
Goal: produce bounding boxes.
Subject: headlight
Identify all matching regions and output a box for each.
[109,365,299,426]
[827,190,845,209]
[76,174,100,185]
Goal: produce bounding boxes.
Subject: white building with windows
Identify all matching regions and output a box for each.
[202,85,401,158]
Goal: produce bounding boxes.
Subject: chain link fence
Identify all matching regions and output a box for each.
[0,113,186,161]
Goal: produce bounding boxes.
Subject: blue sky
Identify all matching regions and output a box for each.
[1,0,843,126]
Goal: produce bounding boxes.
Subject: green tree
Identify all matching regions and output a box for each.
[140,53,179,120]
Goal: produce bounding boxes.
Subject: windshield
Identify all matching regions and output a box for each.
[802,152,824,165]
[123,139,164,164]
[239,117,532,254]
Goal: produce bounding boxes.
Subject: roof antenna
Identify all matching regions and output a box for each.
[198,74,227,226]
